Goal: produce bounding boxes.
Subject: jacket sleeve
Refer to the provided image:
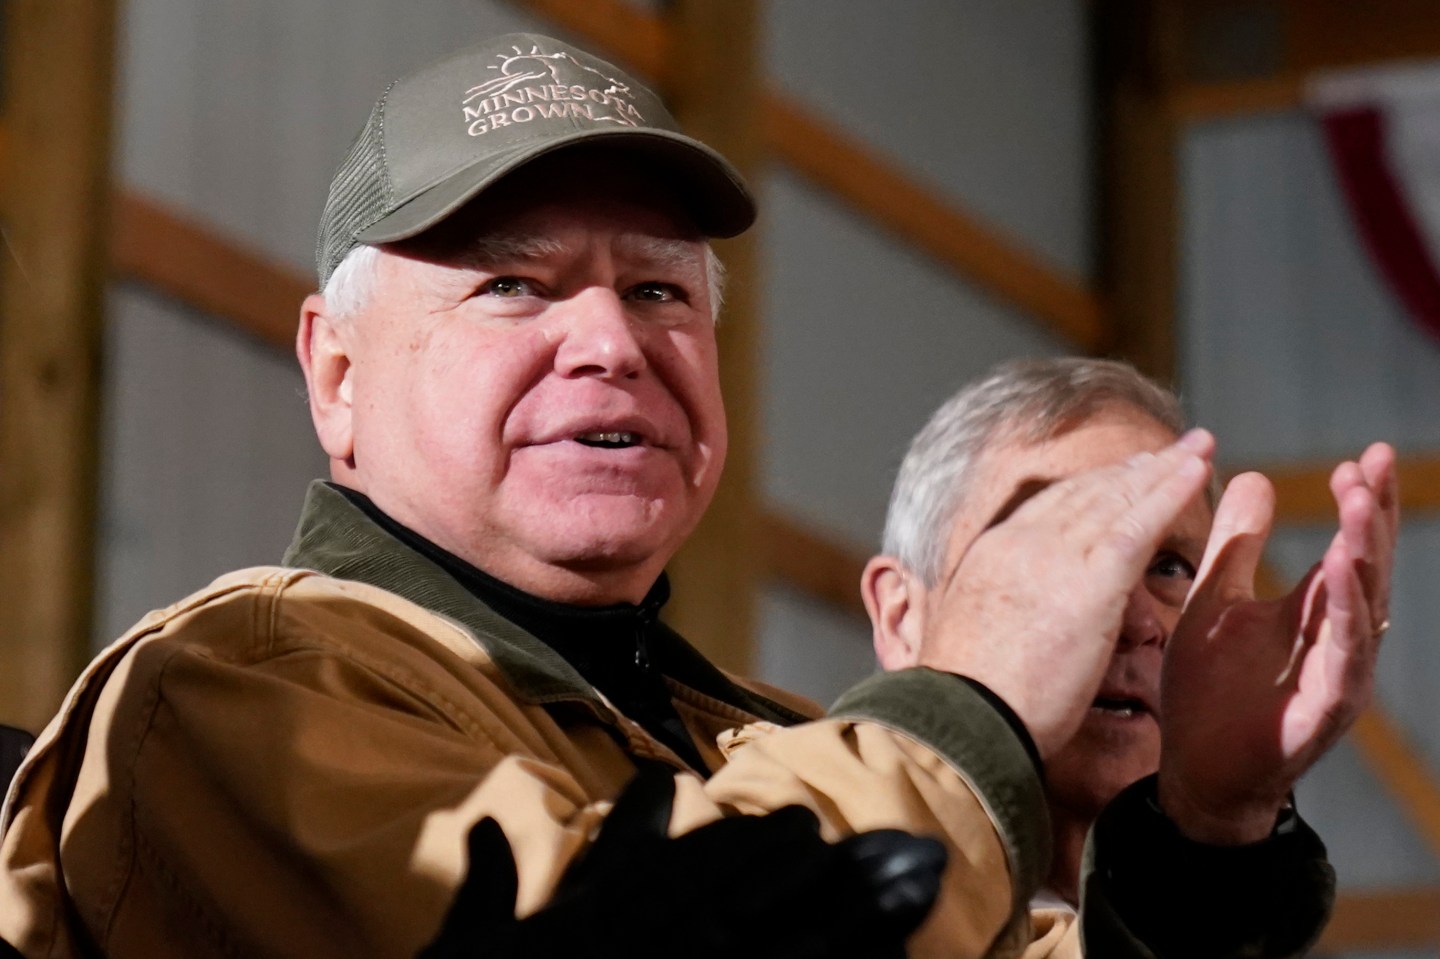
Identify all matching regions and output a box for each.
[1077,776,1335,958]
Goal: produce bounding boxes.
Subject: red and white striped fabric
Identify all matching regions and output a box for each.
[1310,62,1440,342]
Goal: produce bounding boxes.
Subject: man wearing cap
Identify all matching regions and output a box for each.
[0,34,1361,959]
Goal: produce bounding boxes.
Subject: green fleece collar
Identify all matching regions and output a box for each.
[283,481,605,707]
[281,480,806,727]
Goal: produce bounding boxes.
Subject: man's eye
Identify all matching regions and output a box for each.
[627,282,681,303]
[1146,551,1198,608]
[1148,552,1196,582]
[479,276,536,298]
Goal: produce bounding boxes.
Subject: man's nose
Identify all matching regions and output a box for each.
[1118,585,1166,650]
[553,288,646,379]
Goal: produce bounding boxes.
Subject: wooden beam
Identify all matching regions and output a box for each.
[111,194,310,350]
[507,0,1109,353]
[1282,0,1440,78]
[1095,0,1186,382]
[1227,454,1440,523]
[758,510,868,620]
[0,0,118,731]
[1168,73,1305,122]
[761,94,1108,352]
[660,0,762,675]
[1319,886,1440,951]
[1349,706,1440,860]
[1166,0,1440,124]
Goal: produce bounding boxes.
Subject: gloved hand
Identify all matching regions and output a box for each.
[420,763,947,959]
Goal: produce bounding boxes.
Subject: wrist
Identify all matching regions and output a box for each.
[1086,775,1334,958]
[1156,775,1285,845]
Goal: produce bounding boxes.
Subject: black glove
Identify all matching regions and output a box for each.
[420,763,947,959]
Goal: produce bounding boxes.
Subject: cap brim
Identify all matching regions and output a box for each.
[354,128,756,244]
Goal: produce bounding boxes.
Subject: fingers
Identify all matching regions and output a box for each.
[1076,428,1215,560]
[930,428,1214,758]
[1320,529,1365,649]
[1190,471,1276,613]
[1330,443,1398,629]
[986,428,1213,588]
[1314,525,1378,709]
[1176,426,1218,459]
[1300,446,1391,723]
[1359,442,1399,543]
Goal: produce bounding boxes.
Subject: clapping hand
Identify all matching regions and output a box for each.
[1158,444,1398,843]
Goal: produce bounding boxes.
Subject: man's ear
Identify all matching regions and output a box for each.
[861,556,927,670]
[297,293,355,463]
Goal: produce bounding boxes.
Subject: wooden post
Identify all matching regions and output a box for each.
[0,0,117,730]
[1094,0,1186,382]
[662,0,761,674]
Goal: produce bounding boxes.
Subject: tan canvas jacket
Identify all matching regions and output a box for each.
[0,483,1329,958]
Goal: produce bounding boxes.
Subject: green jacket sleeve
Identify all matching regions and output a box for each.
[830,668,1052,930]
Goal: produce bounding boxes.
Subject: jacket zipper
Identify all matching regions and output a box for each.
[634,598,657,673]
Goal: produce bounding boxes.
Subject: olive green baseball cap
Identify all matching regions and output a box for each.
[315,32,757,287]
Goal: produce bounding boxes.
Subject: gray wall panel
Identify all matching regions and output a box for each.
[98,285,327,643]
[753,2,1085,736]
[757,584,875,709]
[118,0,544,272]
[758,165,1069,556]
[764,0,1092,277]
[1181,113,1440,462]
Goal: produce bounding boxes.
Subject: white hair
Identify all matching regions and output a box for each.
[321,243,384,320]
[881,357,1190,586]
[321,241,727,321]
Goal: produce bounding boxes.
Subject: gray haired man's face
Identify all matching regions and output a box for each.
[929,405,1213,816]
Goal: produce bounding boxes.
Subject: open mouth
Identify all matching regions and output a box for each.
[1091,697,1150,719]
[575,431,642,449]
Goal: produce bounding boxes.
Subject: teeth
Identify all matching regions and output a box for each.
[578,432,638,445]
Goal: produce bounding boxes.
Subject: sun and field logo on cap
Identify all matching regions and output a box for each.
[461,44,644,137]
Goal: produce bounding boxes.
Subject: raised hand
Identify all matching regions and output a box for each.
[1158,443,1398,843]
[914,429,1215,759]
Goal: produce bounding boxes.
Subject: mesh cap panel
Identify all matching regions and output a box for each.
[316,93,394,287]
